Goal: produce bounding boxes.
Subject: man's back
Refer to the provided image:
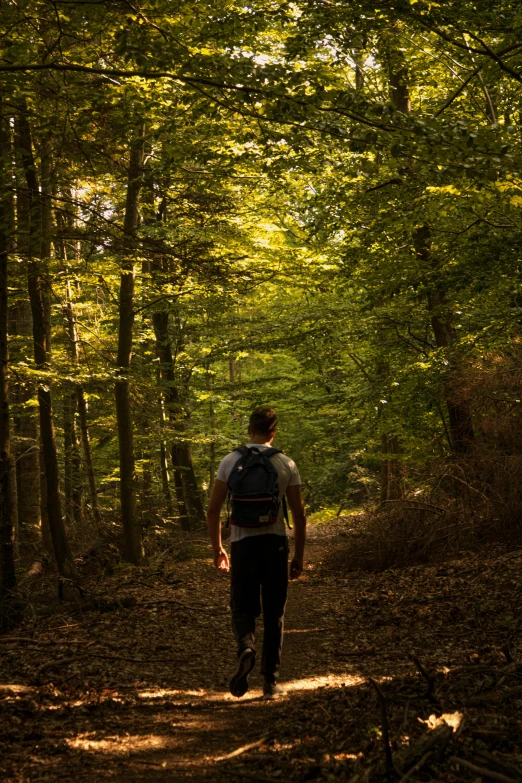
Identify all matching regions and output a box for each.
[216,442,300,541]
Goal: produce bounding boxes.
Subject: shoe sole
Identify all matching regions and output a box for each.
[230,650,256,698]
[262,690,287,701]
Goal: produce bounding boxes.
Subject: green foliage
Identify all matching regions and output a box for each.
[3,0,522,532]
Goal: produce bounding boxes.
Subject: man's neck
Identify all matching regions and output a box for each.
[249,435,274,445]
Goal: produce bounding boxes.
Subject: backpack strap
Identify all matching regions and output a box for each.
[262,448,292,529]
[226,447,249,526]
[262,447,282,459]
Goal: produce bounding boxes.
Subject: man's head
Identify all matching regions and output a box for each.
[248,406,278,442]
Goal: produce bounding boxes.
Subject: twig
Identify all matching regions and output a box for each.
[450,757,517,783]
[36,650,190,677]
[139,599,225,612]
[409,654,436,700]
[0,637,87,647]
[215,736,270,761]
[369,679,396,777]
[476,752,522,781]
[399,752,432,783]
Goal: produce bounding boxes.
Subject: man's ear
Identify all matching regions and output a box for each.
[269,430,275,439]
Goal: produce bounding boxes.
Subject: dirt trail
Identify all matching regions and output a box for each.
[2,520,522,782]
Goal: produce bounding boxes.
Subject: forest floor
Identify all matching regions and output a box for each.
[2,517,522,783]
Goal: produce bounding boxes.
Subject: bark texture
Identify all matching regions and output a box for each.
[152,311,205,529]
[16,110,76,578]
[415,226,475,453]
[0,101,17,623]
[115,133,144,563]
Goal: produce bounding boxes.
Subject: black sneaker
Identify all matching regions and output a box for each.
[229,648,256,698]
[262,682,287,701]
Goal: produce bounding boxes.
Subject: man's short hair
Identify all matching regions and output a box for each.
[249,406,278,437]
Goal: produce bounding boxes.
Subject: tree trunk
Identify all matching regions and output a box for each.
[159,439,174,516]
[12,174,41,540]
[174,441,205,525]
[77,388,101,528]
[152,311,204,530]
[207,365,216,494]
[415,226,475,453]
[153,311,190,529]
[0,100,17,627]
[15,110,76,579]
[10,302,41,540]
[156,367,174,516]
[380,434,402,504]
[115,131,144,563]
[63,389,81,526]
[57,198,101,527]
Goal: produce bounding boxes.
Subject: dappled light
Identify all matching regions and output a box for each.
[66,733,169,754]
[2,2,522,782]
[3,524,522,781]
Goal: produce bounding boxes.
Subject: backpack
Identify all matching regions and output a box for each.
[227,446,290,529]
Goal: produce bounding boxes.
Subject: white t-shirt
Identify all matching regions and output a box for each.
[216,443,301,543]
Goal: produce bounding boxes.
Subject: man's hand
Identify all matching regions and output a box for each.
[214,547,230,572]
[290,557,303,579]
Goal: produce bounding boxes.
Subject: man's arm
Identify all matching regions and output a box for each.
[206,478,230,571]
[286,484,306,578]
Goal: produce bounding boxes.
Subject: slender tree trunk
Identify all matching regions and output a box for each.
[56,204,101,527]
[206,363,216,493]
[63,389,81,526]
[8,452,18,560]
[380,434,402,503]
[175,441,205,524]
[152,311,189,529]
[152,311,205,530]
[157,368,174,516]
[15,110,76,579]
[12,181,41,540]
[0,100,17,626]
[115,131,144,563]
[159,440,174,515]
[415,226,475,453]
[76,388,101,528]
[10,302,41,540]
[56,213,83,526]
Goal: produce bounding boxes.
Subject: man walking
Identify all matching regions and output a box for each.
[207,406,306,700]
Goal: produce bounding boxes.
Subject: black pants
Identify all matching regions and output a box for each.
[230,534,289,684]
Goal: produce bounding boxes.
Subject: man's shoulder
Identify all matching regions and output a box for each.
[272,451,297,469]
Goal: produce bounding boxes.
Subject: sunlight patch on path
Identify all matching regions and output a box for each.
[136,672,364,704]
[283,673,364,691]
[66,733,170,754]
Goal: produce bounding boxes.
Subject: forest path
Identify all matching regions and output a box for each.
[2,519,522,782]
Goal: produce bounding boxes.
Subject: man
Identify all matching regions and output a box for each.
[206,406,306,700]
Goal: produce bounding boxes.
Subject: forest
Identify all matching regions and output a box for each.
[2,1,522,781]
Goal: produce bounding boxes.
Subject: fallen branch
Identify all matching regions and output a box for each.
[35,650,191,678]
[138,599,225,613]
[399,751,432,783]
[215,735,270,761]
[450,756,518,783]
[400,723,453,772]
[409,653,437,700]
[0,637,88,647]
[369,678,396,776]
[476,751,522,781]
